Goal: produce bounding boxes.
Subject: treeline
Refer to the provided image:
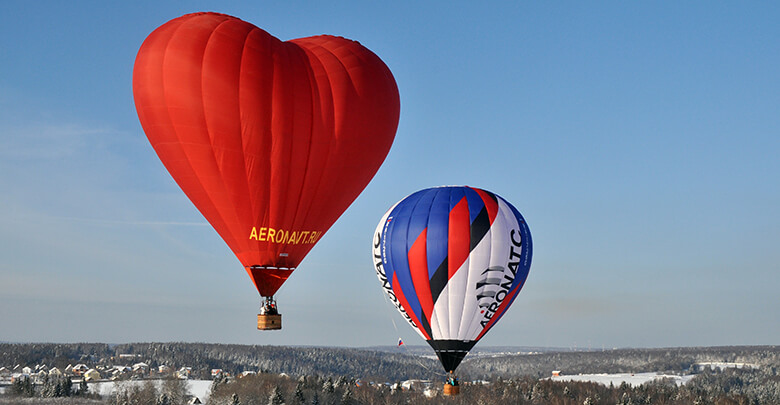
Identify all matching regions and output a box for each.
[0,343,112,370]
[4,368,780,404]
[1,344,779,404]
[0,343,439,381]
[113,367,780,405]
[2,343,778,382]
[460,345,780,379]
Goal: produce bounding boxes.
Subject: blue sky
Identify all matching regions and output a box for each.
[1,1,778,349]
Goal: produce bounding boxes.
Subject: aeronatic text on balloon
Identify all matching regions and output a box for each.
[249,227,321,245]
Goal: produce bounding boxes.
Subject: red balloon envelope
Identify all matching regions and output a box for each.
[133,12,400,298]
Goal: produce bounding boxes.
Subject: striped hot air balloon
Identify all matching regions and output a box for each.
[372,186,532,373]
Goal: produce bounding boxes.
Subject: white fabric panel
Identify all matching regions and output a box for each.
[456,223,492,339]
[464,198,521,338]
[427,197,524,341]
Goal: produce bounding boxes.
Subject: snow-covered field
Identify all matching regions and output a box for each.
[551,372,696,387]
[90,379,212,402]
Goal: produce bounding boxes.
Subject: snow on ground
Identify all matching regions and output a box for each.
[90,379,212,402]
[551,372,696,387]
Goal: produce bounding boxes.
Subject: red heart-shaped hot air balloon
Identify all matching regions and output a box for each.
[133,12,399,325]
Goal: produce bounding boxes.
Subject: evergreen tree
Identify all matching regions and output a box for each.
[323,377,334,394]
[310,392,320,405]
[11,375,35,397]
[294,381,306,404]
[79,378,89,396]
[63,375,73,397]
[340,387,352,405]
[211,372,228,392]
[584,396,594,405]
[231,393,241,405]
[269,385,286,405]
[54,378,64,397]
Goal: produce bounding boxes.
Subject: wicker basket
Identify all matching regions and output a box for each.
[257,314,282,330]
[443,382,460,396]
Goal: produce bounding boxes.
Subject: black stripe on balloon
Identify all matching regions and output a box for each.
[429,257,449,307]
[419,306,434,339]
[470,207,491,252]
[482,188,498,203]
[427,339,478,373]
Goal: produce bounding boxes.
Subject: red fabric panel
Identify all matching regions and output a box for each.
[393,273,431,340]
[473,187,498,225]
[447,197,470,280]
[475,280,523,341]
[408,228,434,323]
[245,267,294,297]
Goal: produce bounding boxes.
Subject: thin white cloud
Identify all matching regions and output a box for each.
[0,123,112,160]
[0,214,208,227]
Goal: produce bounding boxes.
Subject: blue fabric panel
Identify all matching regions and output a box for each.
[426,188,451,279]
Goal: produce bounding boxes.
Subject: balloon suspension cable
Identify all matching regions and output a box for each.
[379,291,446,377]
[259,296,279,315]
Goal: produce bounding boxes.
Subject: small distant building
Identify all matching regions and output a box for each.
[176,367,192,380]
[0,367,11,381]
[400,379,432,391]
[158,365,172,374]
[21,367,33,375]
[552,370,562,377]
[240,371,256,378]
[186,396,202,404]
[84,369,101,381]
[10,373,28,383]
[132,362,149,375]
[694,362,758,372]
[211,369,223,378]
[72,364,89,376]
[33,370,48,382]
[48,367,62,376]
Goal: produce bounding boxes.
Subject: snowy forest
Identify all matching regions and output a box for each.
[1,343,778,404]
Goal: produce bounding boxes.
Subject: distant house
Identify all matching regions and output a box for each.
[176,367,192,380]
[552,370,562,377]
[0,367,11,383]
[49,367,62,376]
[117,366,132,375]
[72,364,89,376]
[158,365,172,374]
[84,369,101,381]
[132,362,149,375]
[240,371,256,378]
[10,373,27,383]
[33,370,48,382]
[186,396,202,404]
[400,379,432,391]
[21,367,33,375]
[211,369,223,378]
